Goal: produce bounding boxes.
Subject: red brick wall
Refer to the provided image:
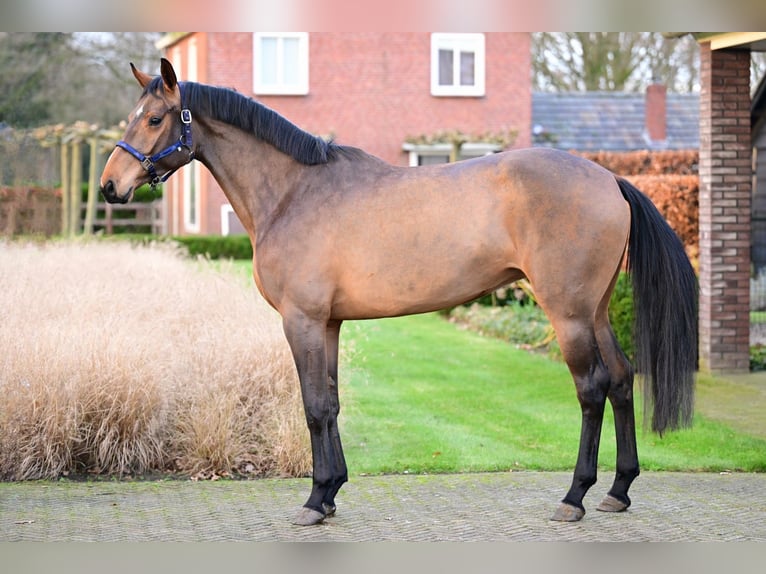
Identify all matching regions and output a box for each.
[207,33,252,89]
[205,32,531,164]
[698,44,752,372]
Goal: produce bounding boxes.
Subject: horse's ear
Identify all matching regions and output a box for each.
[130,62,153,88]
[160,58,178,95]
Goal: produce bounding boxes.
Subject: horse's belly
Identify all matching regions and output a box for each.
[329,260,522,320]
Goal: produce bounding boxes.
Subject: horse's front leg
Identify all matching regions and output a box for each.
[282,311,346,526]
[321,319,348,517]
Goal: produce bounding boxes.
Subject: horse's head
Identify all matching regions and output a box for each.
[100,58,194,204]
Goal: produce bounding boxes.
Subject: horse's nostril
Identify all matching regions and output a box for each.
[101,180,115,201]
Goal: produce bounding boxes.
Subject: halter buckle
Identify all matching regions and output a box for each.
[141,157,154,171]
[181,109,192,124]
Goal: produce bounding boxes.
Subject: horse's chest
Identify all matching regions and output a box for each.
[251,264,279,311]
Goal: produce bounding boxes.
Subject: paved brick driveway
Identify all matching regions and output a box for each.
[2,471,764,541]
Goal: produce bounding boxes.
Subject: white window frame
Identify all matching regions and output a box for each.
[221,205,232,236]
[221,204,249,236]
[402,142,501,167]
[187,36,198,82]
[430,33,486,97]
[253,32,309,95]
[183,161,201,233]
[221,204,235,236]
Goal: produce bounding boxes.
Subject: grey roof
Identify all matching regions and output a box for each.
[532,91,699,151]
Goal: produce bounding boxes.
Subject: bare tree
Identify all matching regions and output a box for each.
[532,32,700,93]
[0,33,77,127]
[68,33,164,126]
[0,32,162,128]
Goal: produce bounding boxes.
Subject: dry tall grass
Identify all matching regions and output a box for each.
[0,240,310,480]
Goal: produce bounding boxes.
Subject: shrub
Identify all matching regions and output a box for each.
[750,345,766,371]
[576,151,699,267]
[576,150,698,176]
[449,302,560,358]
[174,234,253,260]
[608,272,635,362]
[466,283,534,308]
[129,184,161,203]
[625,174,699,265]
[449,273,636,363]
[76,182,159,203]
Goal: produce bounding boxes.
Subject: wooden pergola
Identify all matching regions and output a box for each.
[30,122,124,236]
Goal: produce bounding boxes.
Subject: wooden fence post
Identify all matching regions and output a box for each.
[69,141,82,235]
[60,140,70,236]
[84,136,99,234]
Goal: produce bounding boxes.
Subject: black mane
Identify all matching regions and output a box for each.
[145,77,348,165]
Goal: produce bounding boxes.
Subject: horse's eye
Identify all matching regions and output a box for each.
[148,116,162,127]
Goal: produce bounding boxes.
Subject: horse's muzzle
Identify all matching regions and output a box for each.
[100,180,132,204]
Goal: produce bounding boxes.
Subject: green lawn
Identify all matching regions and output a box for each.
[338,313,766,475]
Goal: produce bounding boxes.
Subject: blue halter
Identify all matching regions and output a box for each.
[115,83,194,189]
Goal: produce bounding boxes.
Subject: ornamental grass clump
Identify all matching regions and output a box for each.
[0,239,309,480]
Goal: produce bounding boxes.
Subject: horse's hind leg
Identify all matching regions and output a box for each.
[594,321,639,513]
[549,318,611,522]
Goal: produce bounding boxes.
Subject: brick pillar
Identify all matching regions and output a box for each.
[698,44,752,372]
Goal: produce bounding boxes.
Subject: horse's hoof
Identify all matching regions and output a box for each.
[596,494,629,513]
[292,507,326,526]
[550,502,585,522]
[322,502,336,517]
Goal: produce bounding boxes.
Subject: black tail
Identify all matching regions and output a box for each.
[616,177,697,434]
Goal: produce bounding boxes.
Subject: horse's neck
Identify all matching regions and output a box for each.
[195,120,309,240]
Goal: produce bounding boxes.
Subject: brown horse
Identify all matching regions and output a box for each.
[100,59,697,525]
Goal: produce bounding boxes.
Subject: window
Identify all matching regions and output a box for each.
[430,33,485,97]
[253,32,309,95]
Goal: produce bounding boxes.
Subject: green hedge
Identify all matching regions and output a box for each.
[607,272,635,362]
[173,235,252,260]
[79,183,160,203]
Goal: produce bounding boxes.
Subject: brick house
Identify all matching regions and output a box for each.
[155,32,531,236]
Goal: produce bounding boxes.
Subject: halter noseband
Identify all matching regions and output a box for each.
[115,83,194,189]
